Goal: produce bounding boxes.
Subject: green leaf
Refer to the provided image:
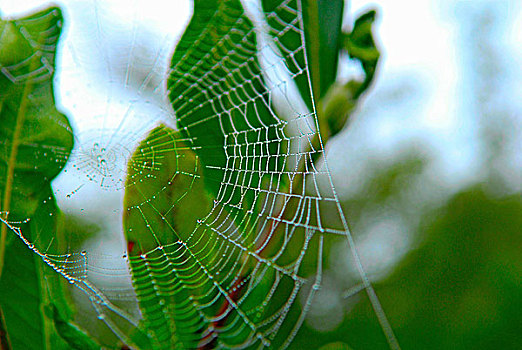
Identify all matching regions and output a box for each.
[0,195,72,350]
[124,125,213,254]
[317,9,381,141]
[343,9,380,98]
[0,6,74,349]
[168,0,284,213]
[262,0,345,106]
[124,126,282,348]
[317,80,359,140]
[124,125,213,348]
[318,342,354,350]
[0,6,73,271]
[45,304,101,350]
[0,304,11,349]
[0,222,44,350]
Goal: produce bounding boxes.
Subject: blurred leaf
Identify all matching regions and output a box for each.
[0,304,10,349]
[344,187,522,350]
[317,9,381,141]
[45,304,101,350]
[262,0,344,107]
[343,9,380,98]
[317,80,359,140]
[0,6,74,350]
[319,342,354,350]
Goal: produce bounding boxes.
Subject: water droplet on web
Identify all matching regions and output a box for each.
[97,314,105,320]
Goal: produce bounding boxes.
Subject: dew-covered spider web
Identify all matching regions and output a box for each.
[0,0,399,348]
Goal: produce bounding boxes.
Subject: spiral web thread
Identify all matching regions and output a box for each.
[0,1,399,349]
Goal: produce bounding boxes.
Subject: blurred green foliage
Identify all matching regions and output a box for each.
[292,3,522,349]
[340,186,522,350]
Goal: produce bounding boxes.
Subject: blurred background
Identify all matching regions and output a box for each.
[1,0,521,349]
[296,0,522,349]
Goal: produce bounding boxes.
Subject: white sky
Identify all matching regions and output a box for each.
[332,0,522,191]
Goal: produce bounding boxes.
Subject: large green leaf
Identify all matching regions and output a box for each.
[0,6,73,270]
[167,0,284,213]
[0,6,74,349]
[262,0,344,107]
[0,197,72,350]
[124,125,212,348]
[124,125,291,349]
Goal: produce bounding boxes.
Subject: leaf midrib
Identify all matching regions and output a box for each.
[0,56,35,278]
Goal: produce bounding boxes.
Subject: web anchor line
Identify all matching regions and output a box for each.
[294,0,401,348]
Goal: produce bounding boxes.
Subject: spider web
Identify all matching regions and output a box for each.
[0,0,399,349]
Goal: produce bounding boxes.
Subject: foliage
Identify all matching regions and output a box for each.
[6,1,520,350]
[342,187,522,350]
[0,7,75,350]
[0,0,384,348]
